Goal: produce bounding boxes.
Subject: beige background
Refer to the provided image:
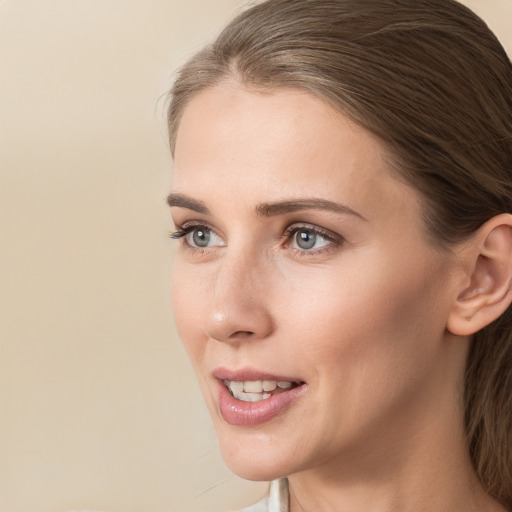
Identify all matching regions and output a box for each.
[0,1,510,511]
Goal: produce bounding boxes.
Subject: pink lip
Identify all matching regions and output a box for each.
[213,367,307,427]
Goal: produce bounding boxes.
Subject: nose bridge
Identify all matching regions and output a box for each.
[205,241,273,342]
[216,242,258,298]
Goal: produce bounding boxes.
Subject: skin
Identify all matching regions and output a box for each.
[169,82,504,512]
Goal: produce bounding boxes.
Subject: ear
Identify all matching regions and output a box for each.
[447,214,512,336]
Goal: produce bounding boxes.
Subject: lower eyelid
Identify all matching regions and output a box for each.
[286,234,343,259]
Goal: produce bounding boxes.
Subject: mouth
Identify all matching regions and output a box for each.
[213,369,307,426]
[223,379,302,402]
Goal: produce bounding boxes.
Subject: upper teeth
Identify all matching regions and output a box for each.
[224,380,294,402]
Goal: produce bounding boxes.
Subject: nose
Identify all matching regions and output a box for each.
[203,248,274,344]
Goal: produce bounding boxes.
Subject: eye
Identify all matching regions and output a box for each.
[288,227,336,251]
[170,224,225,249]
[187,227,211,247]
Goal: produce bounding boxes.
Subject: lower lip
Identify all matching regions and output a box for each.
[217,381,307,426]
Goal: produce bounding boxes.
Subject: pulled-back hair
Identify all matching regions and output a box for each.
[167,0,512,506]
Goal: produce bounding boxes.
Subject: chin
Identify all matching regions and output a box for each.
[214,425,301,482]
[221,451,290,482]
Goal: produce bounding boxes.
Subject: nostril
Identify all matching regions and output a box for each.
[203,304,274,343]
[229,330,255,339]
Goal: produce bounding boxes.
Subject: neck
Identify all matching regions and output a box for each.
[288,371,505,512]
[289,431,502,512]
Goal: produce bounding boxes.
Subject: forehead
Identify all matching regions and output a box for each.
[172,83,419,223]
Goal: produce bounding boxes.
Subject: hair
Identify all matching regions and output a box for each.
[167,0,512,506]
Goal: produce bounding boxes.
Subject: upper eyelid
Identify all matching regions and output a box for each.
[286,224,332,236]
[173,219,217,232]
[284,223,342,241]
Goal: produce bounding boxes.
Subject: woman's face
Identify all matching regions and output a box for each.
[169,83,464,481]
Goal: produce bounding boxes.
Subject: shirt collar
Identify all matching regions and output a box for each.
[268,479,289,512]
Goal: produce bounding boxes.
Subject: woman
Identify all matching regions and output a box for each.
[166,0,512,511]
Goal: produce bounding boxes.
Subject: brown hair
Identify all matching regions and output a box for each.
[167,0,512,506]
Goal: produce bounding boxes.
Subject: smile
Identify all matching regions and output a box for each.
[214,370,307,426]
[224,379,299,402]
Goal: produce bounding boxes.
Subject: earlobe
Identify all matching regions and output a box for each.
[447,214,512,336]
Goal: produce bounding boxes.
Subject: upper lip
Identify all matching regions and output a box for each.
[213,366,305,383]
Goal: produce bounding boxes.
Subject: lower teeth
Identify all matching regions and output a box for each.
[232,391,272,402]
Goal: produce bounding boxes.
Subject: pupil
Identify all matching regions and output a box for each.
[297,230,316,249]
[193,228,210,247]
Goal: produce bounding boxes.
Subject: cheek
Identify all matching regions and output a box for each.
[274,251,448,383]
[171,259,206,363]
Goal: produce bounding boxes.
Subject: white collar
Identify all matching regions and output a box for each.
[268,479,289,512]
[238,478,289,512]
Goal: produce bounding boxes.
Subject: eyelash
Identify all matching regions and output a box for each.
[168,222,214,255]
[169,225,202,240]
[169,222,343,256]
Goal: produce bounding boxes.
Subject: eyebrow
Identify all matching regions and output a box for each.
[255,198,365,219]
[167,193,365,220]
[167,193,210,214]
